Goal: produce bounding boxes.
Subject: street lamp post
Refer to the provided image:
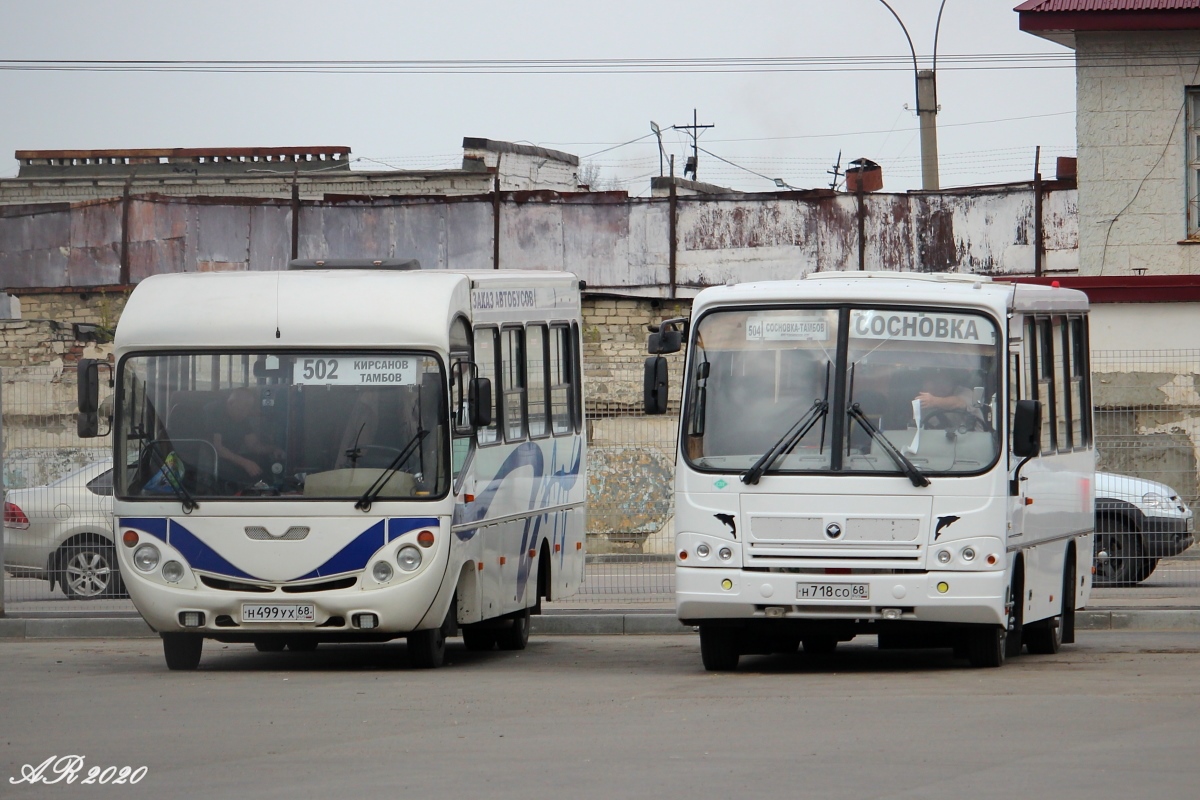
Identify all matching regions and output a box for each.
[878,0,947,191]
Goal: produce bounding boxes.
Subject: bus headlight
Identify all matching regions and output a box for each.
[397,545,422,572]
[133,544,161,572]
[718,547,733,561]
[161,560,185,583]
[961,547,977,562]
[372,560,394,583]
[936,549,952,565]
[695,544,710,558]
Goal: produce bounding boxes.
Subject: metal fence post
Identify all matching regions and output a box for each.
[1,366,6,617]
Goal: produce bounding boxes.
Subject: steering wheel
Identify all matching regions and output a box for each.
[923,409,991,433]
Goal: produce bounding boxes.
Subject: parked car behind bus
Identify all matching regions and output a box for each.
[3,460,125,599]
[1094,471,1194,587]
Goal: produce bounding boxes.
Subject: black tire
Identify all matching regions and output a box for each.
[699,625,740,671]
[286,639,318,652]
[461,625,497,652]
[162,633,203,671]
[408,608,451,668]
[966,625,1007,668]
[496,606,531,651]
[1132,557,1159,584]
[802,636,838,655]
[1093,516,1144,587]
[254,639,287,652]
[57,536,124,600]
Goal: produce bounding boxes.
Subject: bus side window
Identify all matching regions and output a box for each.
[1037,318,1057,454]
[1069,317,1091,447]
[474,326,501,446]
[1053,317,1070,450]
[501,325,527,442]
[549,324,573,435]
[527,324,549,438]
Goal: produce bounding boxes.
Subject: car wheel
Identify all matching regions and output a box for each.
[58,536,124,599]
[1094,516,1144,587]
[162,633,203,670]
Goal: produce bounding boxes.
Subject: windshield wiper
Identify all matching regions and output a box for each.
[355,429,429,511]
[741,399,829,486]
[144,442,199,512]
[846,403,930,488]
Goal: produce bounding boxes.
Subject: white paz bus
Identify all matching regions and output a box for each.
[644,271,1093,669]
[78,261,586,670]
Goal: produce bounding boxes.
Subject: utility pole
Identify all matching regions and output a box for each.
[878,0,947,191]
[828,151,844,190]
[672,108,714,181]
[916,70,940,190]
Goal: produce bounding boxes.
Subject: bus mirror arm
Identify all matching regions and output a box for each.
[1009,400,1041,496]
[1009,455,1035,497]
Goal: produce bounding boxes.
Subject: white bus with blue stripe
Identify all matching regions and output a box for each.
[78,262,586,670]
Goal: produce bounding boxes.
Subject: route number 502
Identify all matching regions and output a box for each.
[302,359,339,381]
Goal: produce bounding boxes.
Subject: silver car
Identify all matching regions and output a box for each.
[3,460,124,599]
[1094,471,1195,587]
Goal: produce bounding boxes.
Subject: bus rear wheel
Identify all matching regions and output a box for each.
[162,633,203,671]
[699,625,740,671]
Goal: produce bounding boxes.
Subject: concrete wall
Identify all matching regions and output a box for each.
[1076,31,1200,276]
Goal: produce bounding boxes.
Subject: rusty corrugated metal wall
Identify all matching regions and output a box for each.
[0,185,1078,295]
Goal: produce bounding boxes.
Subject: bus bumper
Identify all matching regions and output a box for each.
[676,566,1009,627]
[122,555,451,638]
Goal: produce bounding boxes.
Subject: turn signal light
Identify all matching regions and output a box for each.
[122,530,140,547]
[417,530,435,548]
[679,550,688,560]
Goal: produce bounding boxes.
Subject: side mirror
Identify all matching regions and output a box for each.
[76,358,101,439]
[1012,399,1041,458]
[77,358,100,413]
[644,356,669,415]
[647,317,687,355]
[469,377,493,428]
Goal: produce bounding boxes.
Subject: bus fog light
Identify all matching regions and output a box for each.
[353,613,378,629]
[179,611,204,628]
[937,582,950,594]
[764,606,785,618]
[961,547,976,562]
[161,560,185,583]
[718,547,733,560]
[133,544,160,572]
[936,549,952,564]
[396,545,422,572]
[695,543,710,558]
[881,608,901,620]
[721,579,733,590]
[372,560,394,582]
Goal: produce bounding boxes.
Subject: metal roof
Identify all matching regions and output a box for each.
[1016,1,1200,10]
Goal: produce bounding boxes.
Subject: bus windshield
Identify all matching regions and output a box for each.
[116,352,448,501]
[682,306,1001,476]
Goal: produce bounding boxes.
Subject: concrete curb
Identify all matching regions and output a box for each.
[1,609,1198,639]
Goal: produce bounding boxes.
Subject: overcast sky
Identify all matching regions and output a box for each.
[0,0,1077,194]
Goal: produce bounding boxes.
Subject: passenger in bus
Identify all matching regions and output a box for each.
[204,388,284,483]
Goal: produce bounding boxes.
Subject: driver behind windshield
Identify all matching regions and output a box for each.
[205,388,284,484]
[915,370,983,423]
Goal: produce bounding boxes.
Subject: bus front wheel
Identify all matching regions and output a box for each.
[966,625,1007,668]
[699,625,740,671]
[496,607,531,651]
[162,633,203,671]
